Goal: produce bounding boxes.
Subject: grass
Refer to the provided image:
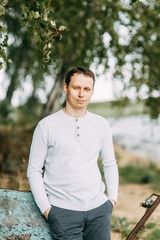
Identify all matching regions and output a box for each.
[147,229,160,240]
[146,222,157,229]
[87,99,147,118]
[111,216,131,239]
[111,216,160,240]
[119,162,160,191]
[98,153,160,192]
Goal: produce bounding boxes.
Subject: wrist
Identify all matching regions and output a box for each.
[43,207,51,220]
[109,199,116,206]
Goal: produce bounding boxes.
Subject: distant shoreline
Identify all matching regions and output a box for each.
[109,115,160,163]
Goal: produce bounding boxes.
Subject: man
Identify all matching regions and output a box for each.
[27,66,119,240]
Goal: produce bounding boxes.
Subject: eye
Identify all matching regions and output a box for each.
[73,86,79,90]
[84,88,91,92]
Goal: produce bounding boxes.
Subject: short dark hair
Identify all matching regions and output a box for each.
[65,66,95,87]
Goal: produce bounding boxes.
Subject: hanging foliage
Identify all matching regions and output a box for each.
[0,0,66,69]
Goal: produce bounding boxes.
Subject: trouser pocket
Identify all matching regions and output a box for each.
[107,199,113,213]
[48,206,84,239]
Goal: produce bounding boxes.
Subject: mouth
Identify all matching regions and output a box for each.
[76,100,86,103]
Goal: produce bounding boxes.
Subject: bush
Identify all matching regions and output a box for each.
[119,164,153,184]
[147,228,160,240]
[146,222,157,229]
[119,162,160,191]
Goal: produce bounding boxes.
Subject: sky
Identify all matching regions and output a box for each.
[0,60,150,107]
[0,68,115,107]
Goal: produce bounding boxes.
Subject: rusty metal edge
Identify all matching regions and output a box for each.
[0,188,31,192]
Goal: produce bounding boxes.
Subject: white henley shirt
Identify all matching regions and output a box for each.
[27,109,119,214]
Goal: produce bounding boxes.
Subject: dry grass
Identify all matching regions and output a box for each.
[0,157,30,190]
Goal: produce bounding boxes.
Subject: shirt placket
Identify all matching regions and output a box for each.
[75,119,80,141]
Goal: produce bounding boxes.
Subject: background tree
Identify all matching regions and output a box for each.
[113,0,160,118]
[0,0,160,119]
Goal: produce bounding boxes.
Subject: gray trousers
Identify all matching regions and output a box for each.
[48,200,113,240]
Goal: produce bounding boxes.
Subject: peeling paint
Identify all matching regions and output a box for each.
[4,234,31,239]
[0,189,52,240]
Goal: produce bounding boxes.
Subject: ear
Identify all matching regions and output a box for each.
[63,83,68,95]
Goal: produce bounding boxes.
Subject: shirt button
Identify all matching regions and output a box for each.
[76,119,78,122]
[77,126,80,129]
[77,134,80,136]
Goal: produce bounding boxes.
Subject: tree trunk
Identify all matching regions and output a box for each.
[41,65,67,117]
[5,71,18,104]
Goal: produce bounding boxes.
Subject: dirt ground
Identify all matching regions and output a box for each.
[111,184,160,240]
[111,144,160,240]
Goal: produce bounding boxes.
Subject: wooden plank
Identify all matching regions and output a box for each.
[0,189,52,240]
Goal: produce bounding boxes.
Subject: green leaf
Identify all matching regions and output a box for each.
[0,49,5,59]
[3,35,8,46]
[37,0,47,4]
[58,25,66,31]
[45,31,53,37]
[40,19,48,28]
[1,27,7,33]
[0,62,3,70]
[51,20,56,27]
[0,5,5,16]
[2,0,8,6]
[48,43,52,49]
[43,44,48,51]
[29,11,35,19]
[21,5,29,13]
[44,14,48,21]
[48,34,54,40]
[8,59,12,63]
[34,11,40,19]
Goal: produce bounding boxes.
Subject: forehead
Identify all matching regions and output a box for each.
[70,73,94,87]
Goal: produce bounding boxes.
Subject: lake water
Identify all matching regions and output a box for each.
[108,115,160,162]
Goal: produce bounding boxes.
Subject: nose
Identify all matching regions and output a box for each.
[78,89,84,97]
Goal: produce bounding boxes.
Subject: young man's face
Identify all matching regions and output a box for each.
[64,73,94,111]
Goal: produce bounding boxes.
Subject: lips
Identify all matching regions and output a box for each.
[76,100,86,102]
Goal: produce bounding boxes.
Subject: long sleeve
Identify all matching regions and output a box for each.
[27,123,51,213]
[100,120,119,203]
[27,110,118,212]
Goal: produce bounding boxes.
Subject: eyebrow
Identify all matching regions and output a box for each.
[72,85,92,89]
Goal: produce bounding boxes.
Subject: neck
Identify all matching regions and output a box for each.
[63,107,87,118]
